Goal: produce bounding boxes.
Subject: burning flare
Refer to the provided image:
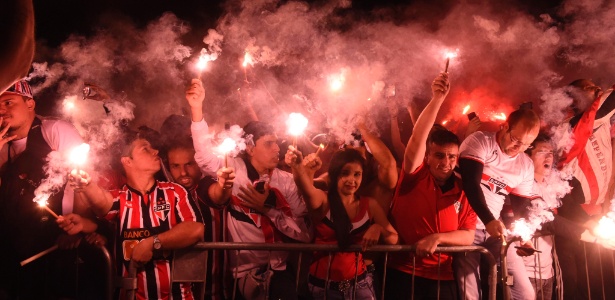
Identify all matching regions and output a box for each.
[242,52,254,68]
[462,105,470,115]
[33,194,59,219]
[444,49,460,72]
[508,218,534,242]
[69,143,91,167]
[63,98,76,113]
[217,138,237,155]
[328,68,348,92]
[286,113,309,137]
[196,48,218,72]
[594,216,615,240]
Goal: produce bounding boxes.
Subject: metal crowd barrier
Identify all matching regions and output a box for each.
[156,242,498,300]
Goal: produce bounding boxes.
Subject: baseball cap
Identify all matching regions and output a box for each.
[3,80,33,98]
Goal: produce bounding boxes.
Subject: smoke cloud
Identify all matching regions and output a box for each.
[29,0,615,150]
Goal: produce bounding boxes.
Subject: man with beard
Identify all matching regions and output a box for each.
[0,80,85,298]
[186,78,312,299]
[166,137,234,299]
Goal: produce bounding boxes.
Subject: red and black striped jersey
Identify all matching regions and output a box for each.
[105,181,202,300]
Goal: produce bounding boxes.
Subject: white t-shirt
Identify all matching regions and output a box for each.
[522,181,554,279]
[0,117,84,214]
[459,131,536,229]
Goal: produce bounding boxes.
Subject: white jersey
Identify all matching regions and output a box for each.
[0,117,83,214]
[459,131,536,229]
[191,119,312,277]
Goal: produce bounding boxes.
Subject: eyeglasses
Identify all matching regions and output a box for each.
[507,130,534,149]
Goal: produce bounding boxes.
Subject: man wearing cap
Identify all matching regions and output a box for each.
[0,80,85,298]
[186,78,312,299]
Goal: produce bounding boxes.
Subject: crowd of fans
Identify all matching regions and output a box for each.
[3,1,615,299]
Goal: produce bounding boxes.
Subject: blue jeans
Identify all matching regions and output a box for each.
[453,229,536,300]
[308,272,375,300]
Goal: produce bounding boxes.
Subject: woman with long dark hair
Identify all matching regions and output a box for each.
[286,146,398,299]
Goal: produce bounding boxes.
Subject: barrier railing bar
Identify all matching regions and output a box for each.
[123,243,497,300]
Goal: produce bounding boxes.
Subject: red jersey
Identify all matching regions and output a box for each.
[105,181,202,300]
[310,197,372,281]
[388,163,477,280]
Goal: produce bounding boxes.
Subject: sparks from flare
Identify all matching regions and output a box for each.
[34,194,59,219]
[594,216,615,240]
[508,218,533,242]
[493,112,507,121]
[218,138,237,168]
[287,113,309,148]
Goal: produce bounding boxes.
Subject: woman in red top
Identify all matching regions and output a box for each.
[286,147,398,299]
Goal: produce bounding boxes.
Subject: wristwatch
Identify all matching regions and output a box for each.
[153,235,162,252]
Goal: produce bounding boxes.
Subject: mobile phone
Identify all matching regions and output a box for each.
[467,112,477,120]
[514,246,542,254]
[255,181,266,193]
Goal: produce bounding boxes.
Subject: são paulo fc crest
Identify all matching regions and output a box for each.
[454,201,461,214]
[154,196,170,221]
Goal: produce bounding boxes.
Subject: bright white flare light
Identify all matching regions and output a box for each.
[287,113,309,136]
[328,69,348,92]
[63,98,76,113]
[462,105,470,115]
[330,79,343,91]
[69,143,91,166]
[594,216,615,240]
[196,48,217,71]
[242,52,254,68]
[445,50,459,59]
[509,218,533,242]
[218,138,237,155]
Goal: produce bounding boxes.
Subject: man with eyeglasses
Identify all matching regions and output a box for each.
[454,108,541,300]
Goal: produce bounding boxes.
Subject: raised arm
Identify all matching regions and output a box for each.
[403,73,450,174]
[388,99,406,162]
[186,79,223,173]
[206,167,235,206]
[285,147,327,215]
[0,0,35,93]
[357,121,397,189]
